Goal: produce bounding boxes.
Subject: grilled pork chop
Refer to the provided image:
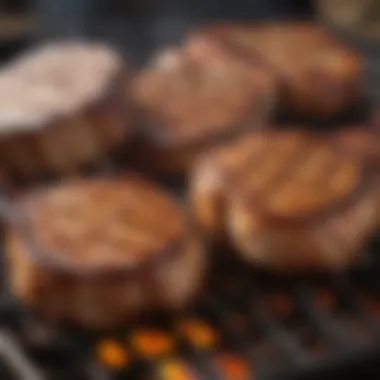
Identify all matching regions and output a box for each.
[186,22,363,118]
[0,42,129,182]
[190,130,378,271]
[131,42,276,173]
[7,177,206,328]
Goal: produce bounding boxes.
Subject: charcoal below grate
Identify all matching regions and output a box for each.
[0,256,380,380]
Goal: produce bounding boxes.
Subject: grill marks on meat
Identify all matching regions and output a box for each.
[19,178,183,269]
[210,132,361,219]
[248,142,358,217]
[190,131,378,271]
[7,177,207,328]
[186,22,363,117]
[133,43,276,149]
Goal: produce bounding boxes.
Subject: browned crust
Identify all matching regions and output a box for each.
[191,129,377,271]
[186,21,363,117]
[228,186,378,272]
[0,67,131,181]
[6,228,206,328]
[193,130,373,228]
[231,136,372,227]
[9,176,185,275]
[132,44,276,151]
[5,176,208,327]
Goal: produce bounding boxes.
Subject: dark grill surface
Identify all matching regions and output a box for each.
[2,250,380,380]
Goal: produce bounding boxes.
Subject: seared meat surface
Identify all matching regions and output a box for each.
[131,42,276,173]
[190,130,378,271]
[7,177,206,328]
[0,42,129,181]
[187,22,363,117]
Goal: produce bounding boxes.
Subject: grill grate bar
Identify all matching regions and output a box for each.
[297,287,354,351]
[0,330,45,380]
[251,298,308,365]
[85,362,112,380]
[333,276,380,339]
[180,343,224,380]
[244,276,308,365]
[212,272,307,373]
[201,297,263,375]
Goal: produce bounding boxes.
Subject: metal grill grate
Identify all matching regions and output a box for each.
[0,251,380,380]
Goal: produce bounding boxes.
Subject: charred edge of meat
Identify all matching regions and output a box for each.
[224,134,375,227]
[7,176,187,276]
[0,69,131,182]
